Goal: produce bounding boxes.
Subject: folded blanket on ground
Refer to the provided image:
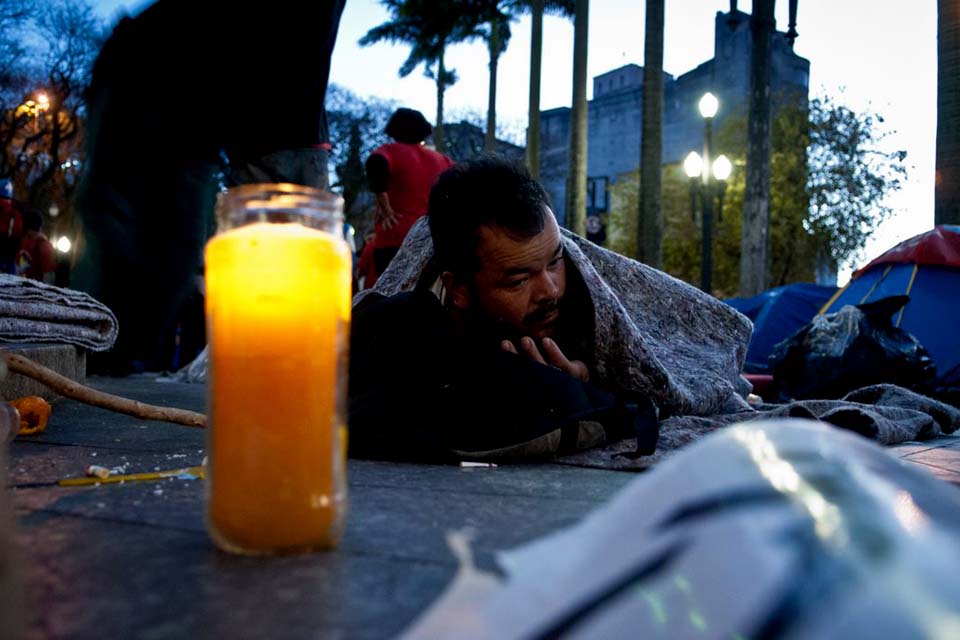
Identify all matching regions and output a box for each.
[559,384,960,470]
[0,274,118,352]
[355,218,754,417]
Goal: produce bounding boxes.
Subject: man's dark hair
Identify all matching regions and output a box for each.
[23,209,43,232]
[385,108,432,143]
[428,156,552,276]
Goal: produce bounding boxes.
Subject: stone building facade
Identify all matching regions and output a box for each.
[539,9,810,227]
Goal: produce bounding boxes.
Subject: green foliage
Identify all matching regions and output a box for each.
[806,94,907,265]
[462,0,575,59]
[0,0,103,221]
[607,173,637,258]
[445,106,526,146]
[325,84,397,228]
[607,94,907,295]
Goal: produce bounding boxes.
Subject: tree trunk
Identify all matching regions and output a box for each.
[565,0,589,236]
[937,0,960,225]
[527,0,543,178]
[485,18,500,152]
[739,0,775,297]
[638,0,664,267]
[434,49,447,154]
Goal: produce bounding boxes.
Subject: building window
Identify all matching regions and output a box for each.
[587,176,609,213]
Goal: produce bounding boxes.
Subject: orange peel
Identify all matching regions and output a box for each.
[8,396,52,436]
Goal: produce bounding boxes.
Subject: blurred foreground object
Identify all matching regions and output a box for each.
[0,399,23,638]
[403,419,960,639]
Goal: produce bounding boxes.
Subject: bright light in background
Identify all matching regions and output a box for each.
[698,92,719,119]
[713,155,732,181]
[55,236,71,253]
[684,152,703,179]
[36,93,49,111]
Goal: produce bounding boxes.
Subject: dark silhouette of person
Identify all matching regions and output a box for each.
[74,0,346,373]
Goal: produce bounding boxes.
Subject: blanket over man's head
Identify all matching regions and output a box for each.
[353,219,753,418]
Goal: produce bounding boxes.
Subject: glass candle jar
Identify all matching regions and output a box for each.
[204,183,350,554]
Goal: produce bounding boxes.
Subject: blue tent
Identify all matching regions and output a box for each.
[726,283,838,373]
[820,226,960,382]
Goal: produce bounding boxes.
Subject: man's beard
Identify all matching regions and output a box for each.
[462,298,562,347]
[521,299,561,332]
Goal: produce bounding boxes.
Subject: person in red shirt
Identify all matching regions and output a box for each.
[365,108,454,277]
[16,209,56,284]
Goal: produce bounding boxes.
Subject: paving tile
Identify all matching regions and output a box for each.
[902,459,960,486]
[889,442,937,457]
[890,435,960,458]
[13,513,452,640]
[901,446,960,472]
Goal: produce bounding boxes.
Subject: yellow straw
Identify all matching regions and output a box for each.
[58,465,205,487]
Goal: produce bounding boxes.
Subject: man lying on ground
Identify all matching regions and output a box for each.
[348,157,752,461]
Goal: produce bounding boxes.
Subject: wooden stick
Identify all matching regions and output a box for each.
[2,351,207,428]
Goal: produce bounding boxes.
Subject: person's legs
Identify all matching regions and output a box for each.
[230,148,330,190]
[75,161,218,373]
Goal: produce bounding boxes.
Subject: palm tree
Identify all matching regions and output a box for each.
[565,0,589,236]
[526,0,544,176]
[463,1,573,158]
[359,0,476,153]
[525,0,574,178]
[638,0,664,267]
[937,0,960,225]
[464,0,513,151]
[739,0,776,296]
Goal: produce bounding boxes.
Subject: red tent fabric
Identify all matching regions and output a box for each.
[853,225,960,277]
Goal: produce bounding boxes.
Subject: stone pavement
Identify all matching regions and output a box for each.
[4,377,959,638]
[888,435,960,485]
[6,377,635,639]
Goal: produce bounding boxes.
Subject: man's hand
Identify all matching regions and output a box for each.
[374,193,398,230]
[501,336,590,383]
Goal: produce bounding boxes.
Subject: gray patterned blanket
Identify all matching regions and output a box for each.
[356,218,754,418]
[562,384,960,469]
[0,275,118,352]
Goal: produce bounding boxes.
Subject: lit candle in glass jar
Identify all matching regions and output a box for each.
[204,184,351,554]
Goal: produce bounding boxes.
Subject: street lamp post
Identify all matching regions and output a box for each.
[684,92,732,294]
[713,154,732,222]
[698,92,718,293]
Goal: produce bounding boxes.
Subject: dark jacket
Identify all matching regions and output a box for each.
[348,290,658,462]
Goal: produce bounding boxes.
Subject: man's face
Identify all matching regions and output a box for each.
[454,209,567,340]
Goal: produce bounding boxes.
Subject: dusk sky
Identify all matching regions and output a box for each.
[91,0,937,281]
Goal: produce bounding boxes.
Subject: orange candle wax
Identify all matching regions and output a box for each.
[205,221,351,554]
